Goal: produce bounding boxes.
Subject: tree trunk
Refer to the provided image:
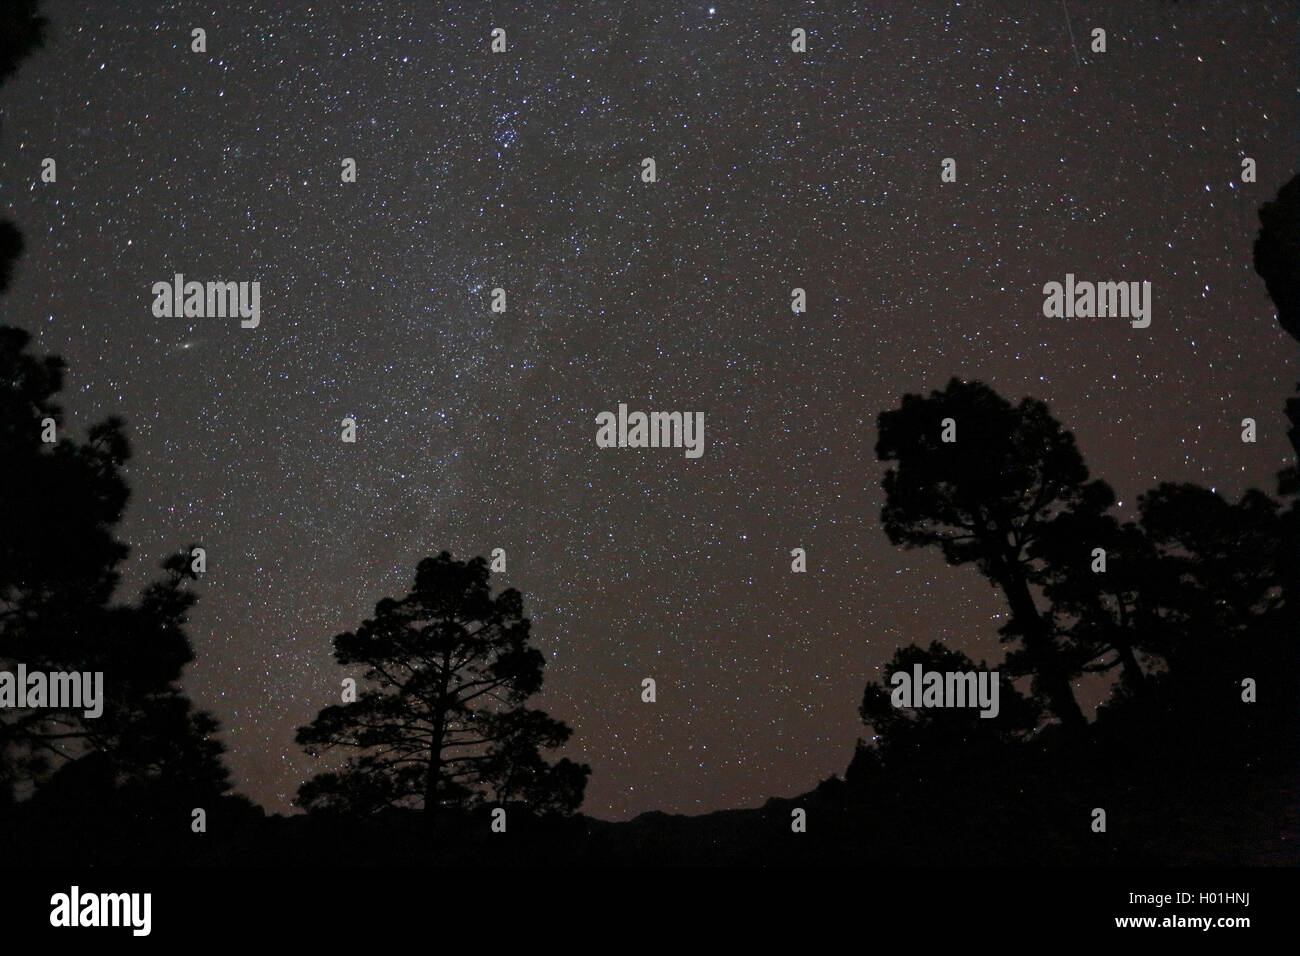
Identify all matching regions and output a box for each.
[424,751,441,828]
[424,649,453,830]
[1111,598,1146,693]
[994,546,1087,732]
[1114,639,1144,692]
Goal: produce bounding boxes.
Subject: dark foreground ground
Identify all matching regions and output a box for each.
[4,751,1294,867]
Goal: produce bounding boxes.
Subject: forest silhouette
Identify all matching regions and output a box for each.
[1,0,1296,866]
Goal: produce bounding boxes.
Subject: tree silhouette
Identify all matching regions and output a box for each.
[0,1,230,816]
[0,0,46,88]
[1253,171,1300,460]
[80,550,233,803]
[1029,509,1161,699]
[296,551,590,823]
[1129,483,1296,752]
[876,378,1114,733]
[1254,172,1300,346]
[0,2,47,294]
[1056,477,1300,785]
[0,330,233,801]
[1136,484,1286,671]
[858,641,1040,770]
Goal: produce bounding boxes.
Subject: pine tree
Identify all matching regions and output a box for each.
[296,552,589,822]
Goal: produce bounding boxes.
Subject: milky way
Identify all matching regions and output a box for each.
[0,1,1295,819]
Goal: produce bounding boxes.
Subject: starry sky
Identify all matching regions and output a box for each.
[0,0,1296,820]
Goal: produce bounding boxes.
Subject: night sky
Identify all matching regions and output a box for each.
[0,0,1295,820]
